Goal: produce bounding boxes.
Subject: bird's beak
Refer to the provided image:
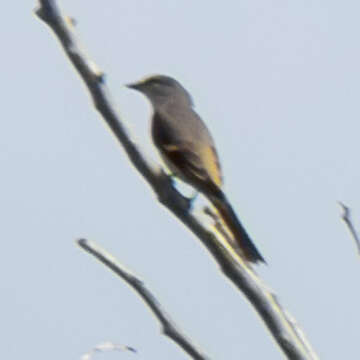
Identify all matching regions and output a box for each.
[126,82,142,91]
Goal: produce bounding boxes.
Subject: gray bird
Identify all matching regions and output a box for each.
[127,75,265,264]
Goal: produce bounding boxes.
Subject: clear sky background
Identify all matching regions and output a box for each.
[1,1,360,359]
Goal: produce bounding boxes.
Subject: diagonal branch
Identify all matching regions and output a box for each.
[35,1,319,359]
[339,202,360,255]
[78,239,210,360]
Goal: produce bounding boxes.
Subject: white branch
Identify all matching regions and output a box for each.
[78,239,210,360]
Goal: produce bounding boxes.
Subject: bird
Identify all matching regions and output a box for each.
[127,75,265,264]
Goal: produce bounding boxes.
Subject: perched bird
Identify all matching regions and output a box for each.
[127,75,265,264]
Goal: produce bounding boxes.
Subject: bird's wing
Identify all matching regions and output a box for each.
[161,142,222,190]
[152,111,223,190]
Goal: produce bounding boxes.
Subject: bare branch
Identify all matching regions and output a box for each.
[339,202,360,255]
[35,1,319,359]
[78,239,210,360]
[81,341,137,360]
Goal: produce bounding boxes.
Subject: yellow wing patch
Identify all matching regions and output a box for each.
[161,143,223,189]
[200,146,223,188]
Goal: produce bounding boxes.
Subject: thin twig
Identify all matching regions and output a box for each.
[35,1,319,359]
[339,202,360,255]
[81,341,137,360]
[78,239,210,360]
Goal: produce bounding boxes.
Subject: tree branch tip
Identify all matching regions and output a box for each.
[77,238,92,250]
[81,342,138,359]
[34,5,45,20]
[338,201,350,220]
[125,346,137,353]
[76,239,101,255]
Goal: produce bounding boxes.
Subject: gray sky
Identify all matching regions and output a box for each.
[1,1,360,359]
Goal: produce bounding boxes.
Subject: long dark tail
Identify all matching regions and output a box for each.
[210,190,266,264]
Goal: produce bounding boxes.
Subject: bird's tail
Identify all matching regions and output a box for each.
[210,191,266,264]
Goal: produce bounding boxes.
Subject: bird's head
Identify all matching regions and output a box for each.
[126,74,193,107]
